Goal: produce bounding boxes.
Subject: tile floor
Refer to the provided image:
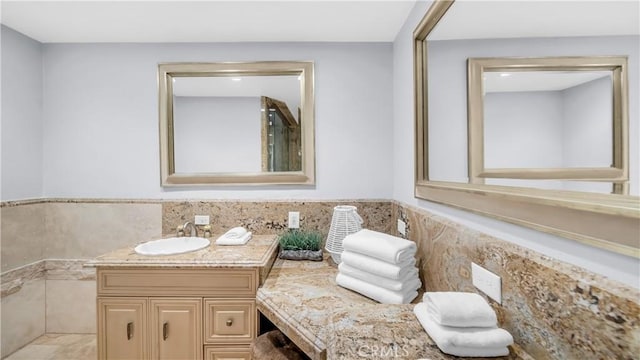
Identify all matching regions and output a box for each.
[4,334,96,360]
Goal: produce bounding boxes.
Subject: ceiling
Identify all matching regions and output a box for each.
[430,0,639,40]
[484,71,611,93]
[173,75,301,112]
[2,1,637,44]
[0,0,417,43]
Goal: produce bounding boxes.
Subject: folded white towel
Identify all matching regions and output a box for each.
[216,231,252,246]
[423,292,497,328]
[222,227,248,239]
[428,343,509,358]
[341,251,415,280]
[338,262,421,292]
[413,303,513,357]
[336,273,418,304]
[342,229,417,264]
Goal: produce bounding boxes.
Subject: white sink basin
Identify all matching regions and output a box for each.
[134,237,210,256]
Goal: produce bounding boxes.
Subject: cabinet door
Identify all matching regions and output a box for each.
[150,298,202,360]
[204,346,251,360]
[98,297,148,360]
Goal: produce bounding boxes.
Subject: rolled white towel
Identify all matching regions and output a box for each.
[336,273,418,304]
[216,231,252,246]
[423,292,497,328]
[341,251,415,280]
[342,229,416,264]
[413,303,513,357]
[338,262,421,292]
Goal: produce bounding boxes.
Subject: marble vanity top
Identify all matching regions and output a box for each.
[257,255,531,360]
[87,234,278,269]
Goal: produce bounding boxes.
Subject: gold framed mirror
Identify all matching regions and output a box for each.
[414,0,639,257]
[467,56,629,194]
[158,61,315,186]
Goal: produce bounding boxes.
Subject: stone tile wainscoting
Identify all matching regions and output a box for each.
[391,201,640,359]
[0,199,390,357]
[1,198,638,359]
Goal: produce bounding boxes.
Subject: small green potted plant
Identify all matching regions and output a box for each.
[278,230,323,261]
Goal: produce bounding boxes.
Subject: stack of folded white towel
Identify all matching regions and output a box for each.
[335,229,421,304]
[414,292,514,357]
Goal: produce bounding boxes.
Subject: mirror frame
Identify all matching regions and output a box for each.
[468,56,629,194]
[158,61,315,186]
[414,0,640,257]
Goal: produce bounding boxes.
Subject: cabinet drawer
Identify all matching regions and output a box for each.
[204,299,256,344]
[98,268,258,297]
[204,346,251,360]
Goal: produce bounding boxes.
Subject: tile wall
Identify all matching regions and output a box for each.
[1,198,638,359]
[392,201,640,359]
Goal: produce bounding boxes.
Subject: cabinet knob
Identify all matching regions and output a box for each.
[226,319,233,327]
[127,322,133,340]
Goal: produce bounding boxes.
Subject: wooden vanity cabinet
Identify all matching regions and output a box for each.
[98,298,148,360]
[97,268,259,360]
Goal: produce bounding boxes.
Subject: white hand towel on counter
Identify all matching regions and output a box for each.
[341,251,415,280]
[342,229,417,264]
[222,227,248,239]
[413,303,513,357]
[216,231,252,246]
[423,292,497,328]
[336,273,418,304]
[338,262,420,292]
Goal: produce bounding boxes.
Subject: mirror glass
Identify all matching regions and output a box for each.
[483,71,613,169]
[424,1,637,195]
[172,75,301,173]
[158,61,315,186]
[414,0,639,257]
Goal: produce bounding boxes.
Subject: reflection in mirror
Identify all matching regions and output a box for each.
[484,71,613,169]
[483,71,614,193]
[171,75,301,173]
[158,61,315,186]
[414,0,640,257]
[467,56,629,195]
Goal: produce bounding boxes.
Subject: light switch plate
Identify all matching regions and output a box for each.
[288,212,300,229]
[194,215,210,225]
[471,262,502,304]
[397,219,407,236]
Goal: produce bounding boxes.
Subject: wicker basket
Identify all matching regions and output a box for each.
[324,205,363,263]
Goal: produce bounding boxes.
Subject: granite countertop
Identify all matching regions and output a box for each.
[87,234,279,269]
[257,254,531,360]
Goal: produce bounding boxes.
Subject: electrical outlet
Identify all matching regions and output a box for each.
[288,211,300,229]
[471,262,502,304]
[194,215,210,225]
[397,219,407,236]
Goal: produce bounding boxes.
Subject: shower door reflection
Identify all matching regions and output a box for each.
[263,96,301,172]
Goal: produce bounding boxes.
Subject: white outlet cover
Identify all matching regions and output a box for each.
[194,215,210,225]
[288,211,300,229]
[471,262,502,304]
[397,219,407,236]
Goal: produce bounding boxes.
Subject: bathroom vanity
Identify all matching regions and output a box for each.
[89,235,278,360]
[257,255,531,360]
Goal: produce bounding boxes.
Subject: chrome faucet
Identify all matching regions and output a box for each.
[182,221,197,237]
